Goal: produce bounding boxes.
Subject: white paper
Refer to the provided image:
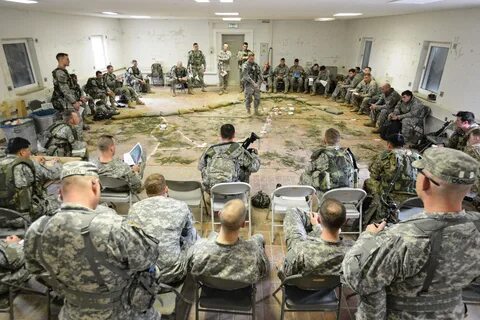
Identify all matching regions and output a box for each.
[320,80,328,87]
[260,82,267,92]
[123,143,143,166]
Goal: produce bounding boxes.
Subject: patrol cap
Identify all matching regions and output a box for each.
[452,111,475,122]
[412,147,479,185]
[7,137,30,154]
[61,161,98,180]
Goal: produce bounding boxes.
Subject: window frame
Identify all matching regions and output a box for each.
[89,35,109,72]
[361,38,373,69]
[418,42,450,95]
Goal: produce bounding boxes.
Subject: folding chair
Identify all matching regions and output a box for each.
[155,281,192,320]
[272,273,342,320]
[398,197,424,221]
[0,208,30,238]
[99,176,140,207]
[166,180,205,233]
[463,280,480,316]
[270,185,316,244]
[210,182,252,237]
[320,188,367,236]
[194,275,256,320]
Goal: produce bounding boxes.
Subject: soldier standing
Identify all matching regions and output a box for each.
[262,62,273,93]
[217,43,232,95]
[188,43,207,92]
[104,65,145,108]
[242,52,262,115]
[236,42,253,92]
[343,147,480,319]
[51,53,81,113]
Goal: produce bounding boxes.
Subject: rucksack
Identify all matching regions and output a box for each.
[205,143,239,189]
[252,191,271,208]
[0,157,36,212]
[84,77,97,94]
[151,63,163,77]
[310,148,355,191]
[390,150,419,194]
[43,122,75,155]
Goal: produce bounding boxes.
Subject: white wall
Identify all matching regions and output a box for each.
[345,8,480,117]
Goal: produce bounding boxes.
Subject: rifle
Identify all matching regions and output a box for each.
[346,148,359,188]
[379,155,402,224]
[242,132,260,153]
[417,119,453,153]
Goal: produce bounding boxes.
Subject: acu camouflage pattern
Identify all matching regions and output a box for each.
[370,88,401,128]
[273,64,290,93]
[51,68,77,112]
[187,233,269,284]
[0,240,30,303]
[94,158,143,193]
[188,49,206,88]
[126,66,151,93]
[464,144,480,194]
[127,196,198,284]
[344,73,364,103]
[218,49,232,91]
[251,190,271,208]
[45,122,86,157]
[446,123,480,151]
[24,203,161,320]
[289,65,305,93]
[283,208,350,277]
[312,69,332,96]
[242,61,262,111]
[391,96,428,143]
[342,211,480,320]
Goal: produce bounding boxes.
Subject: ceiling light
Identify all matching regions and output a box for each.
[194,0,210,2]
[130,15,151,19]
[390,0,443,3]
[215,12,239,16]
[315,17,335,21]
[102,11,118,15]
[4,0,38,3]
[222,17,241,21]
[220,0,234,2]
[333,13,363,17]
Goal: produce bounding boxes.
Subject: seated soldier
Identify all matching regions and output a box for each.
[311,65,332,97]
[93,135,144,193]
[261,62,273,93]
[0,138,60,224]
[288,58,305,93]
[366,83,401,133]
[282,199,350,277]
[303,63,319,94]
[386,90,427,144]
[465,128,480,205]
[126,59,152,94]
[273,58,289,94]
[127,174,198,285]
[171,61,193,96]
[446,111,479,150]
[84,71,118,113]
[299,128,357,196]
[363,133,420,225]
[70,74,95,125]
[104,65,144,108]
[198,124,260,192]
[44,110,87,159]
[187,199,269,284]
[331,68,358,102]
[350,74,379,114]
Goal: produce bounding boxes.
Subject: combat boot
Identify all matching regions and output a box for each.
[337,99,345,103]
[254,109,263,116]
[188,88,194,95]
[310,92,316,96]
[128,101,136,109]
[364,121,376,127]
[303,90,309,94]
[372,128,381,134]
[201,87,207,92]
[224,89,229,94]
[136,99,145,105]
[219,90,224,95]
[351,107,360,112]
[246,108,251,115]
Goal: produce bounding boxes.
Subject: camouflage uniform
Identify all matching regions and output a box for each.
[288,65,305,93]
[198,142,261,191]
[237,49,253,90]
[273,64,289,93]
[282,208,350,276]
[446,123,480,151]
[170,66,193,95]
[390,97,427,143]
[262,65,273,92]
[126,66,151,93]
[369,88,401,128]
[0,239,31,307]
[218,50,232,92]
[299,146,356,194]
[51,68,77,112]
[187,232,269,284]
[188,49,206,89]
[127,196,199,284]
[351,79,379,113]
[242,61,262,112]
[93,158,143,193]
[104,72,142,105]
[331,74,353,101]
[465,144,480,194]
[344,73,364,104]
[304,67,320,93]
[85,77,116,109]
[312,69,332,96]
[45,122,86,158]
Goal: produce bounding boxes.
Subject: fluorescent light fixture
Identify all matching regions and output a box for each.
[194,0,210,2]
[215,12,239,16]
[220,0,234,2]
[130,15,151,19]
[390,0,442,3]
[222,17,241,21]
[102,11,119,15]
[4,0,38,3]
[333,13,363,17]
[315,17,335,21]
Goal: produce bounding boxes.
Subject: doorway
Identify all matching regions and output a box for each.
[222,34,245,87]
[361,38,373,69]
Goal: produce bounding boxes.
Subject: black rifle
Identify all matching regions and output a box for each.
[242,132,260,153]
[417,119,453,153]
[379,156,402,224]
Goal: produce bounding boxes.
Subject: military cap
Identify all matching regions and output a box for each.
[61,161,98,180]
[413,147,479,185]
[453,111,475,122]
[7,137,30,154]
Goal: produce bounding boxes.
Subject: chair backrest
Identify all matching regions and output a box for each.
[195,275,252,291]
[321,188,366,205]
[398,197,424,210]
[99,176,130,192]
[210,182,251,196]
[284,274,341,291]
[0,208,30,226]
[166,180,203,204]
[272,185,316,198]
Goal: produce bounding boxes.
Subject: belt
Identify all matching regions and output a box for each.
[387,290,462,313]
[64,288,124,309]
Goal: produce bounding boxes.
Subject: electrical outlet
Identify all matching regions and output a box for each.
[440,91,444,97]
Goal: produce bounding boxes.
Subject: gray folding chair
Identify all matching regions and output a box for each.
[270,185,316,244]
[166,180,205,233]
[210,182,252,237]
[398,197,424,221]
[0,208,30,238]
[155,281,192,320]
[272,273,342,320]
[320,188,367,236]
[194,275,256,320]
[99,176,140,207]
[463,280,480,316]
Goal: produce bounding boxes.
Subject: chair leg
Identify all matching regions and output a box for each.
[200,199,204,236]
[251,286,256,320]
[47,289,51,320]
[210,197,215,234]
[9,287,14,320]
[280,291,286,320]
[271,207,275,244]
[248,198,252,238]
[195,286,200,320]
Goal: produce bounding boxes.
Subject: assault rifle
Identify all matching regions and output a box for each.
[242,132,260,153]
[379,156,402,224]
[416,119,453,153]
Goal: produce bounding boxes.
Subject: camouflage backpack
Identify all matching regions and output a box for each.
[387,149,420,194]
[310,148,355,192]
[204,143,239,190]
[151,63,163,77]
[252,191,271,208]
[84,77,97,94]
[0,157,36,212]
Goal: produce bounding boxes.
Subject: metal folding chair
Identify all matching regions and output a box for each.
[398,197,424,221]
[99,176,140,207]
[0,208,30,238]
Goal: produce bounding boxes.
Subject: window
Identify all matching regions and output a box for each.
[90,35,108,70]
[419,43,449,94]
[2,39,38,91]
[361,39,373,69]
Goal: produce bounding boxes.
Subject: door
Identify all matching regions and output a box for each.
[222,34,245,87]
[361,39,373,69]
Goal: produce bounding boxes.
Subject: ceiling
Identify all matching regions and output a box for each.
[1,0,479,20]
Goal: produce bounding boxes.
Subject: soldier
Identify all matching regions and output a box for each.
[170,61,193,96]
[70,74,95,121]
[387,90,428,144]
[51,52,82,113]
[127,173,198,284]
[311,65,332,97]
[126,59,152,93]
[262,62,273,93]
[44,110,87,159]
[351,74,379,114]
[446,111,479,150]
[0,137,60,224]
[303,63,320,94]
[24,161,161,320]
[465,128,480,195]
[104,65,145,108]
[299,128,357,196]
[342,68,365,105]
[187,43,207,92]
[366,83,401,133]
[273,58,289,94]
[331,68,360,102]
[282,199,350,277]
[84,71,117,111]
[242,52,262,115]
[342,147,480,319]
[198,124,260,192]
[363,133,420,225]
[187,199,269,284]
[93,135,144,194]
[217,43,231,95]
[288,58,305,93]
[237,42,253,92]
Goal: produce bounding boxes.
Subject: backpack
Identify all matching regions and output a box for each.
[151,63,163,77]
[43,122,75,156]
[204,143,239,189]
[84,77,97,94]
[0,157,36,212]
[310,148,355,192]
[389,150,419,194]
[252,191,271,208]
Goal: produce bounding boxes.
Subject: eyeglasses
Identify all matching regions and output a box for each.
[419,169,440,186]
